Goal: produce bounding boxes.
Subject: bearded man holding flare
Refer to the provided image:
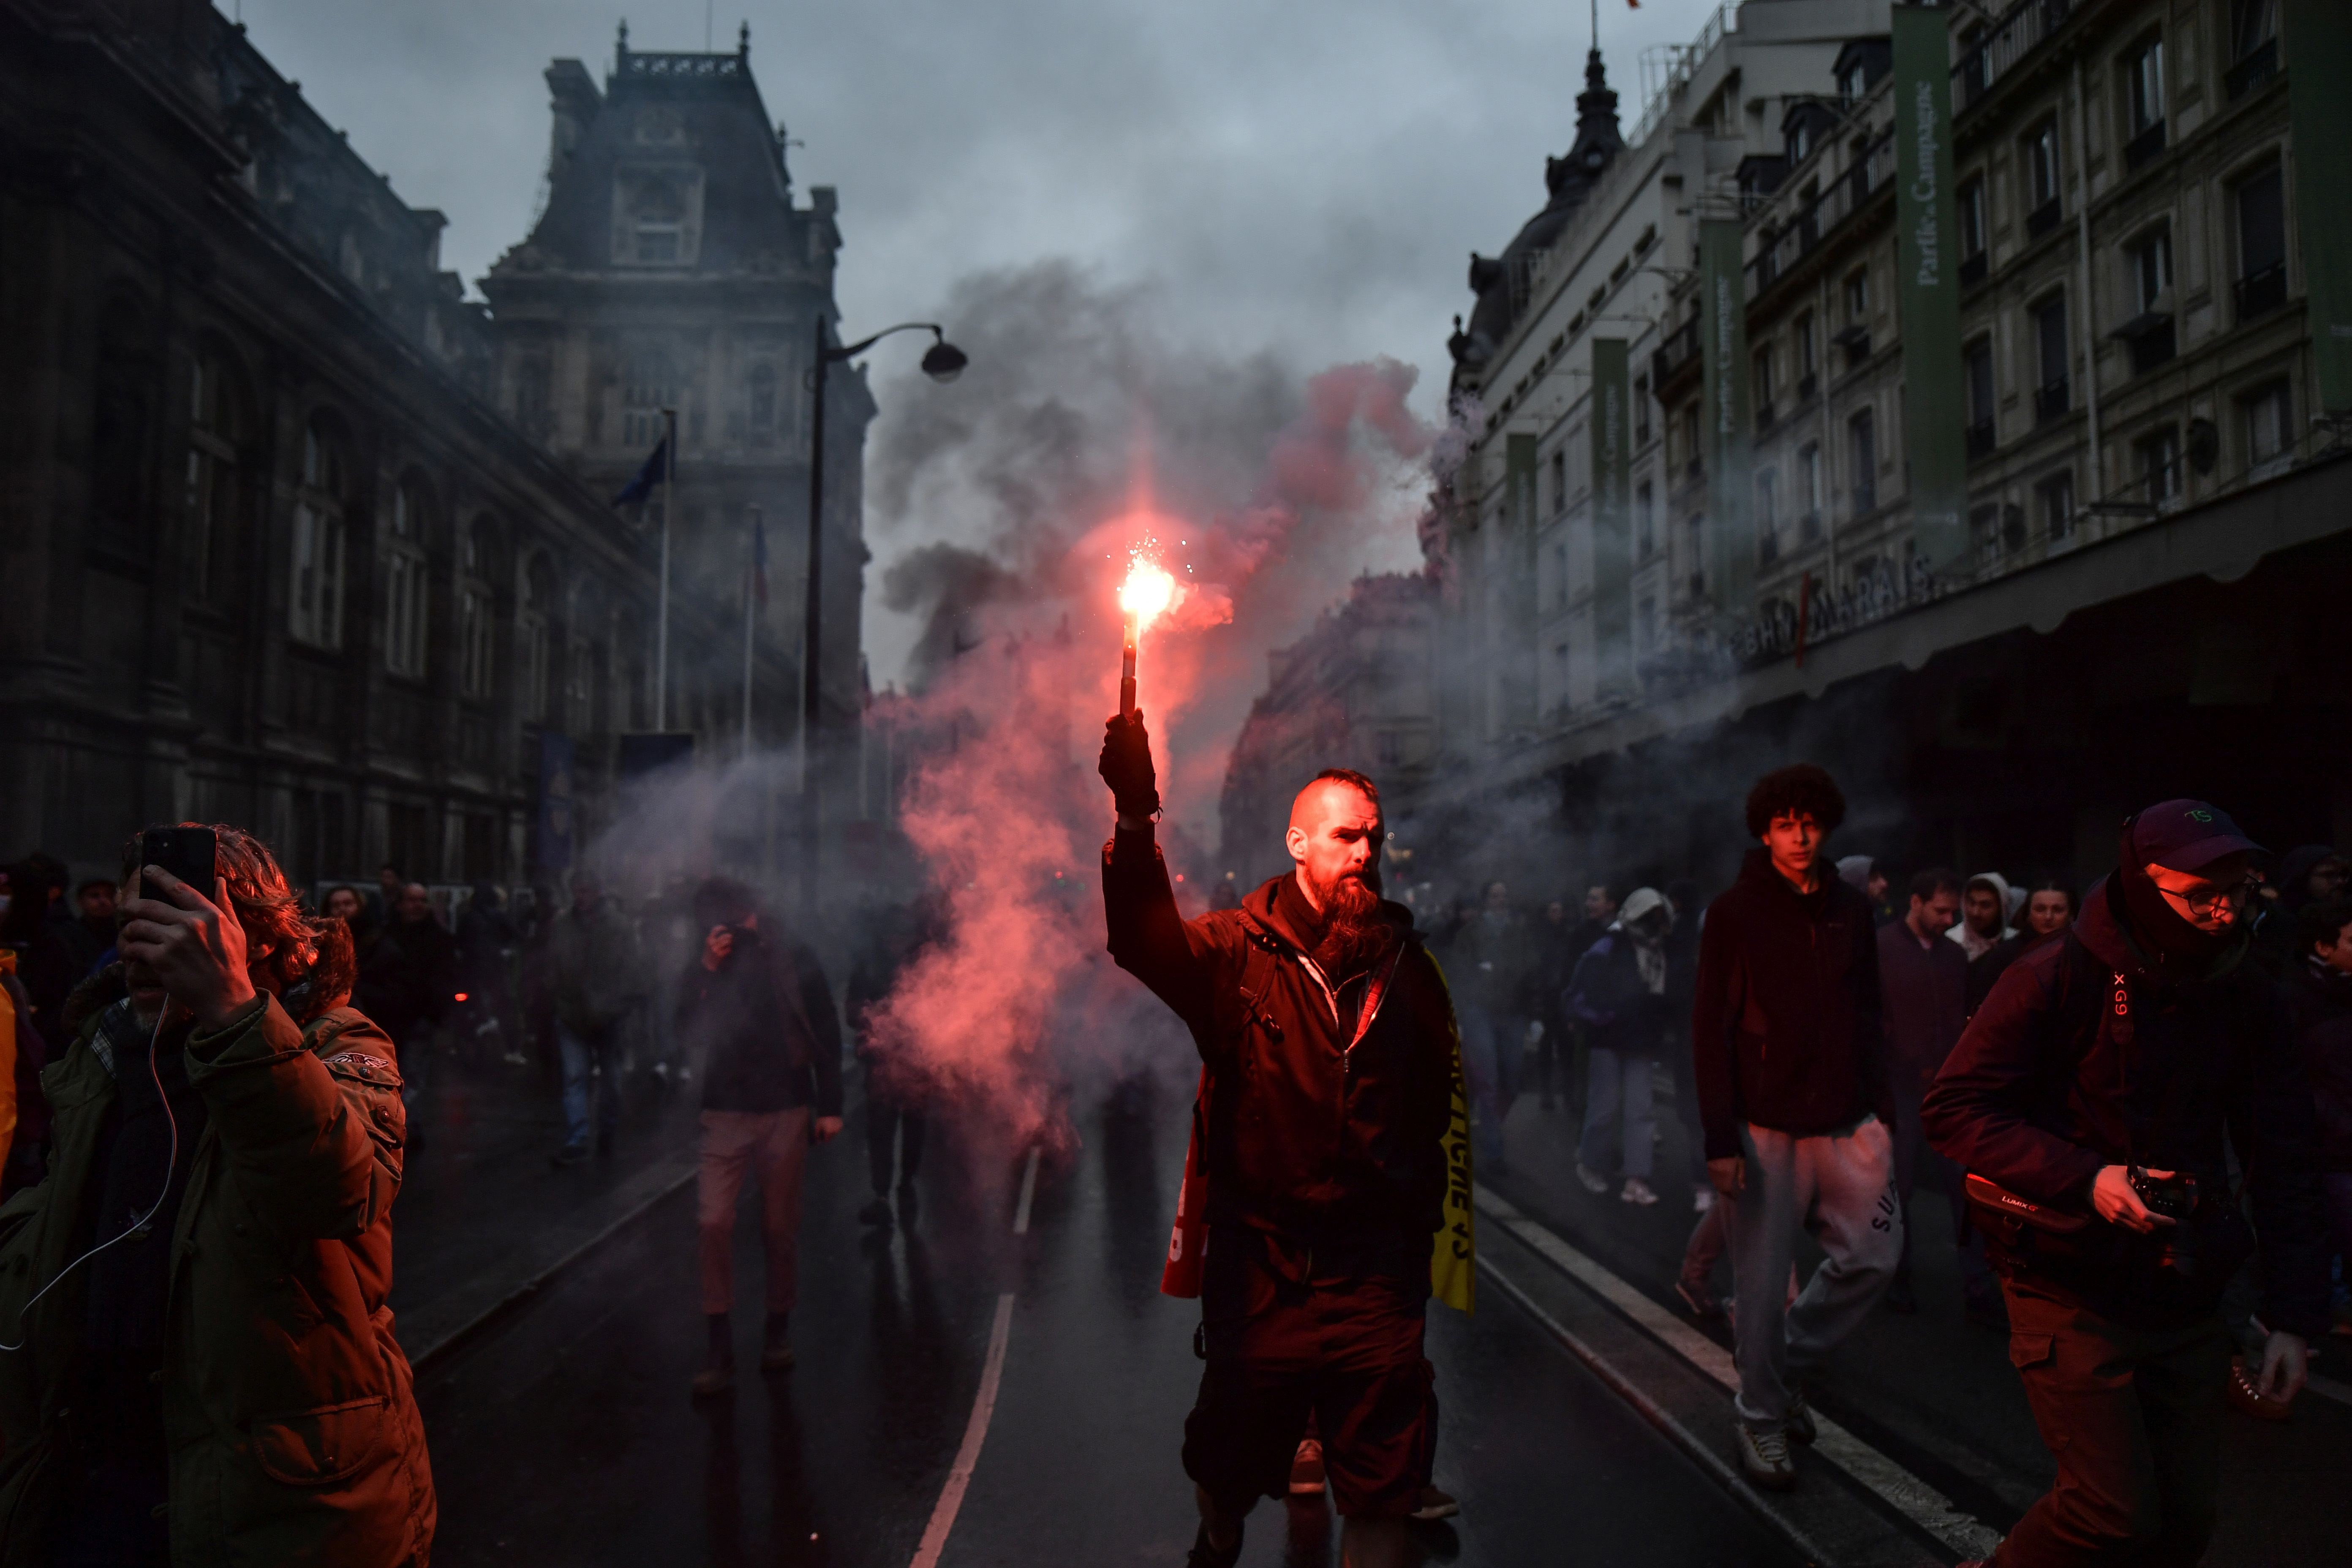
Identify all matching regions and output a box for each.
[1099,693,1462,1568]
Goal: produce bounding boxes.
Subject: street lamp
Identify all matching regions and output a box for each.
[802,318,967,916]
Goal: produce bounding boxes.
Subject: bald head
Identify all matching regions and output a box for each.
[1285,774,1383,915]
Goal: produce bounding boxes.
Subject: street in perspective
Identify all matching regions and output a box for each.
[3,2,2351,1566]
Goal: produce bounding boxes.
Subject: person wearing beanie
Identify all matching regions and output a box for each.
[1924,800,2329,1568]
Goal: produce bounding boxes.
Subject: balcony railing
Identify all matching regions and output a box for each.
[2026,197,2062,240]
[2118,313,2176,376]
[1965,417,1996,460]
[2123,119,2166,172]
[2226,38,2278,102]
[1952,0,2078,115]
[1651,316,1701,388]
[2034,375,2070,425]
[2235,262,2287,322]
[1960,251,1988,288]
[1745,130,1897,298]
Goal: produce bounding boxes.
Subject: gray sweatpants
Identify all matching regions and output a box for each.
[1729,1115,1902,1433]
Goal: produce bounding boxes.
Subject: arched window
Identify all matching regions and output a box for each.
[622,346,675,449]
[185,344,250,602]
[518,552,555,723]
[384,476,433,678]
[290,416,348,648]
[458,517,496,700]
[747,361,778,445]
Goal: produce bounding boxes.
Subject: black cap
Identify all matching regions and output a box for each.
[2129,799,2265,872]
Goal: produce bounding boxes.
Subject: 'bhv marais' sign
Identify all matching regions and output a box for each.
[1725,555,1940,667]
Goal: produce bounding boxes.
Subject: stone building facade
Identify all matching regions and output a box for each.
[1410,0,2350,899]
[1218,574,1437,889]
[0,3,864,890]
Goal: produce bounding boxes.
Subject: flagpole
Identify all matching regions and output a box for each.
[656,406,676,731]
[742,504,759,762]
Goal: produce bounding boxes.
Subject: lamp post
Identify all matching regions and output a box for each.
[802,317,966,915]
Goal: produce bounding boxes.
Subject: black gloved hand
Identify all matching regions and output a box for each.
[1098,710,1160,822]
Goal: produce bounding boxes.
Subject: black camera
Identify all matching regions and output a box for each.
[2129,1166,2202,1275]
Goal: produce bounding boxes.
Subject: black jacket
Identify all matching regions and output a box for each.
[675,929,844,1117]
[1922,876,2330,1335]
[1103,828,1456,1267]
[352,916,455,1042]
[2286,959,2352,1173]
[1563,930,1669,1059]
[1691,849,1891,1159]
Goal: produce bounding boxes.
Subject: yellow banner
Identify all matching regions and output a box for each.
[1428,955,1476,1314]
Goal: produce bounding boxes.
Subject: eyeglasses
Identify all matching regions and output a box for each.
[2159,877,2258,917]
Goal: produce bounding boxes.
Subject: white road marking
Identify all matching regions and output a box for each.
[1477,1187,2004,1560]
[909,1291,1017,1568]
[1012,1146,1041,1235]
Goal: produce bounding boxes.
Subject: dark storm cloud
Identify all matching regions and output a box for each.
[231,0,1722,681]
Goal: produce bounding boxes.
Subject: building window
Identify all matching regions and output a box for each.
[458,520,496,700]
[1844,268,1870,323]
[1633,375,1652,444]
[566,624,598,737]
[2230,0,2280,98]
[747,361,779,446]
[1957,178,1987,279]
[2243,379,2294,474]
[2024,121,2061,236]
[1549,449,1568,516]
[2129,228,2172,313]
[520,554,554,723]
[1848,407,1877,515]
[2136,427,2182,507]
[1963,338,1995,459]
[385,478,432,679]
[513,357,552,440]
[184,347,247,604]
[1755,468,1779,561]
[2037,468,2075,542]
[1794,311,1817,395]
[1752,346,1775,423]
[2234,164,2287,320]
[1678,403,1701,477]
[1798,443,1822,538]
[289,417,347,650]
[622,347,677,451]
[2033,294,2070,423]
[1636,482,1655,558]
[2122,36,2165,167]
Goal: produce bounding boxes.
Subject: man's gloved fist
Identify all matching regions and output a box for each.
[1098,711,1160,822]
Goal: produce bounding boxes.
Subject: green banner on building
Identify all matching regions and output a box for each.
[2285,0,2352,411]
[1699,217,1752,615]
[1589,339,1631,694]
[1892,5,1968,571]
[1504,431,1539,726]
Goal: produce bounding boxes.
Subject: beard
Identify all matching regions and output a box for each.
[1309,864,1391,978]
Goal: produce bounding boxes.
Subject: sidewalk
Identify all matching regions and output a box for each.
[387,1032,705,1365]
[1484,1076,2352,1564]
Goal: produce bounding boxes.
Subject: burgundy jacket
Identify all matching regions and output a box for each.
[1691,849,1892,1159]
[1102,828,1456,1266]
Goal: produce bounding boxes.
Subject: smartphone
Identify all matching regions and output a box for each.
[141,826,218,898]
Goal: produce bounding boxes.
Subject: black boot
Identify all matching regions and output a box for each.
[1186,1521,1243,1568]
[691,1313,733,1398]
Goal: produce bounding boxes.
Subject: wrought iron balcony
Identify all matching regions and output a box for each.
[2034,376,2070,425]
[2026,197,2061,241]
[1965,418,1996,460]
[2235,263,2287,323]
[2123,120,2166,172]
[2227,38,2278,102]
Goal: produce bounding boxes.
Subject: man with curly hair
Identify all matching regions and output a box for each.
[1692,765,1899,1492]
[0,824,433,1565]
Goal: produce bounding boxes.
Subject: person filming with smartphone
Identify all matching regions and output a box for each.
[0,823,434,1567]
[1923,800,2329,1568]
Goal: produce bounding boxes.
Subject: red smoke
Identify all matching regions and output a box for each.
[863,357,1434,1146]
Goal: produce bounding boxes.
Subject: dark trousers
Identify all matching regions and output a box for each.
[1992,1277,2228,1567]
[1891,1069,1997,1305]
[865,1089,926,1195]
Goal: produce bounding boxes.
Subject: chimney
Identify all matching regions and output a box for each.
[543,59,602,190]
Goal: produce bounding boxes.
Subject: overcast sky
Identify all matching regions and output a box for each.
[235,0,1725,680]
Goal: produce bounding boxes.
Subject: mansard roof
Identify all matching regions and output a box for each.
[487,24,827,285]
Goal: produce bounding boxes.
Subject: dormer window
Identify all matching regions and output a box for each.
[1791,122,1812,163]
[612,166,705,267]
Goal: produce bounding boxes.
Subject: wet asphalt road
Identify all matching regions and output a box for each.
[413,1077,1801,1567]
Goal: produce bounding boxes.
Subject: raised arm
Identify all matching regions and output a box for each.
[1096,710,1224,1045]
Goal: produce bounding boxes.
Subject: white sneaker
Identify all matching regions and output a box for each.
[1620,1177,1659,1206]
[1575,1162,1611,1195]
[1734,1420,1797,1491]
[1693,1186,1716,1214]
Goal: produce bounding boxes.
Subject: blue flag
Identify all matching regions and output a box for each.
[612,436,667,506]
